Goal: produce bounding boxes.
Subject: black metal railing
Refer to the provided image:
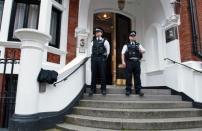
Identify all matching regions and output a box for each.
[53,57,90,86]
[0,51,19,128]
[164,58,202,73]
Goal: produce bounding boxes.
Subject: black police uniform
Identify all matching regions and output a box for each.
[91,38,107,95]
[125,42,143,95]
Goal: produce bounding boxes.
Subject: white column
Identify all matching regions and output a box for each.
[76,0,91,84]
[38,0,52,64]
[14,29,51,115]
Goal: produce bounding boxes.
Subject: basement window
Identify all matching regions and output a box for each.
[8,0,40,41]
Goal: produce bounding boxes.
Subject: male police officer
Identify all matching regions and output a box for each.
[89,27,110,96]
[121,31,145,96]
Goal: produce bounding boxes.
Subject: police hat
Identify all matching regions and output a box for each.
[95,27,103,33]
[129,31,136,36]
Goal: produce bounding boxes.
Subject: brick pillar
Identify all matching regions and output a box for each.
[66,0,79,63]
[179,0,201,62]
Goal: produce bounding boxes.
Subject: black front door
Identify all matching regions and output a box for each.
[116,14,131,82]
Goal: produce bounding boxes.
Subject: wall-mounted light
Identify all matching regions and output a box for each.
[96,12,112,21]
[118,0,126,10]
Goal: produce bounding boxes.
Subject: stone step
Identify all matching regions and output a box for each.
[82,94,182,101]
[55,123,202,131]
[79,100,192,109]
[85,87,171,95]
[65,115,202,130]
[44,129,60,131]
[56,123,118,131]
[54,122,202,131]
[73,107,202,119]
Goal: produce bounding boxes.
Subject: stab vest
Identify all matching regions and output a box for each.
[92,38,107,57]
[125,42,142,60]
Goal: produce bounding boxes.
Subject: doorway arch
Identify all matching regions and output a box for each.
[93,12,132,85]
[77,0,170,85]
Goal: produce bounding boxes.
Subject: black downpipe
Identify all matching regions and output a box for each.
[189,0,197,54]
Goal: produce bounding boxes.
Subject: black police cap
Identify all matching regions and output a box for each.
[95,28,103,33]
[129,31,136,36]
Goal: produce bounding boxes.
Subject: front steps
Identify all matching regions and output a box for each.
[53,86,202,130]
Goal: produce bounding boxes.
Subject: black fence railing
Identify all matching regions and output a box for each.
[0,51,19,128]
[53,57,90,86]
[164,58,202,73]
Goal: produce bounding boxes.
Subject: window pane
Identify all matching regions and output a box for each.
[50,8,61,48]
[27,4,39,29]
[9,0,40,41]
[0,0,4,28]
[55,0,62,4]
[50,11,58,46]
[13,3,26,38]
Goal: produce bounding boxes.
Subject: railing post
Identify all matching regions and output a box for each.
[9,29,51,131]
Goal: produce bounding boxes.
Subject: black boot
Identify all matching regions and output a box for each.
[125,90,131,96]
[136,91,144,97]
[93,88,97,94]
[101,90,106,95]
[89,89,93,96]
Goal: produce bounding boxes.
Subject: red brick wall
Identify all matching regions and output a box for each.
[5,48,61,64]
[47,52,60,64]
[179,0,201,62]
[66,0,79,63]
[5,48,21,59]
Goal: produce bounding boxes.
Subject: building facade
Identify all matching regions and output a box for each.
[0,0,202,130]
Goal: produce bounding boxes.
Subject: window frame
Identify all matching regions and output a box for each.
[0,0,4,30]
[49,6,62,49]
[54,0,62,4]
[8,0,40,41]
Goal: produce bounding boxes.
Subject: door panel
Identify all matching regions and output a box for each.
[116,14,131,85]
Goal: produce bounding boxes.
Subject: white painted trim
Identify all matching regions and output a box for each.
[45,46,67,55]
[0,0,13,58]
[38,0,69,66]
[58,0,69,66]
[0,41,21,48]
[0,0,13,41]
[51,0,65,11]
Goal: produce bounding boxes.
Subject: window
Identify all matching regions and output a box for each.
[8,0,40,41]
[0,0,4,29]
[55,0,62,4]
[49,7,61,48]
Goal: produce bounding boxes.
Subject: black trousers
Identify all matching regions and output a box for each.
[125,60,142,93]
[91,57,106,91]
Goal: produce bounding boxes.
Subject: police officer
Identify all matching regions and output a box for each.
[121,31,145,96]
[89,27,110,96]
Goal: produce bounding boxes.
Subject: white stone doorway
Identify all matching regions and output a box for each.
[93,12,131,85]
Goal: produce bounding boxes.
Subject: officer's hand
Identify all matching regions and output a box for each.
[119,63,126,68]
